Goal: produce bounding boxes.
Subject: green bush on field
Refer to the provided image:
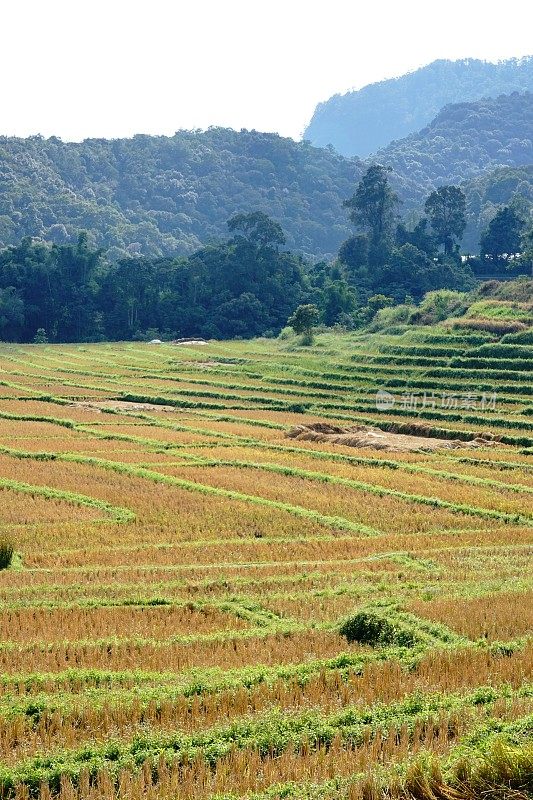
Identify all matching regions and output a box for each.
[466,299,533,321]
[339,603,466,651]
[447,318,528,335]
[411,290,468,325]
[339,610,417,648]
[369,303,415,332]
[277,327,294,340]
[0,538,14,570]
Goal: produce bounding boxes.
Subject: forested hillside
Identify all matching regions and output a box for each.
[462,165,533,252]
[0,128,363,259]
[0,90,532,261]
[304,57,533,157]
[379,92,533,206]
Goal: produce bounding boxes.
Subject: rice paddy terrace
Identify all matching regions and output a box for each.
[0,325,531,800]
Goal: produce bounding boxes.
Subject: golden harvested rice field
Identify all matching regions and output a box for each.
[0,329,531,800]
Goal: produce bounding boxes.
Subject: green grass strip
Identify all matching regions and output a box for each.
[186,457,532,526]
[0,445,381,537]
[0,683,529,794]
[0,477,133,523]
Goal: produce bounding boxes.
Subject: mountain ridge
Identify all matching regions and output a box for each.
[304,56,533,157]
[377,91,533,206]
[0,90,532,260]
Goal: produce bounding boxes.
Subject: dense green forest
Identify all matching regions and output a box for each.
[304,57,533,157]
[379,92,533,205]
[0,129,363,260]
[2,164,530,344]
[0,215,308,343]
[1,94,532,261]
[0,91,532,261]
[462,165,533,252]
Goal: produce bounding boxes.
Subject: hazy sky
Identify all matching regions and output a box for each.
[3,0,532,142]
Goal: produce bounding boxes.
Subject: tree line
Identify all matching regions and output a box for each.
[0,166,530,343]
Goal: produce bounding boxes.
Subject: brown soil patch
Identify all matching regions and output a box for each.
[69,400,176,414]
[286,422,498,453]
[192,361,219,368]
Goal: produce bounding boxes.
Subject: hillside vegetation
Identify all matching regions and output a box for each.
[462,164,533,252]
[0,128,362,259]
[371,277,533,336]
[304,56,533,157]
[0,88,532,261]
[378,91,533,206]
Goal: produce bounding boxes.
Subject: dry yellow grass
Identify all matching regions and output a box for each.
[0,335,530,800]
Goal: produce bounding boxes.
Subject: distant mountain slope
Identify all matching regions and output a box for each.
[462,165,533,253]
[379,92,533,206]
[1,93,531,262]
[304,57,533,157]
[0,128,364,259]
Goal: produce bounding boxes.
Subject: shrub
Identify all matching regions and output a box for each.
[416,289,468,324]
[0,538,14,569]
[369,303,415,331]
[339,609,416,648]
[448,318,527,335]
[340,611,394,645]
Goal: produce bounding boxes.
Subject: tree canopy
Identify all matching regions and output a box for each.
[0,216,309,343]
[378,92,533,206]
[480,205,525,264]
[337,167,475,308]
[462,165,533,252]
[0,128,363,260]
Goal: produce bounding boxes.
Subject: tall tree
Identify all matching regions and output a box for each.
[0,287,24,340]
[287,304,320,345]
[343,165,399,265]
[480,206,524,264]
[424,186,466,256]
[227,212,285,250]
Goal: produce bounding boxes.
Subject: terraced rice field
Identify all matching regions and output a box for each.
[0,327,531,799]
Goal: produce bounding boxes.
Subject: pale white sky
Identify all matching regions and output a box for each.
[3,0,532,142]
